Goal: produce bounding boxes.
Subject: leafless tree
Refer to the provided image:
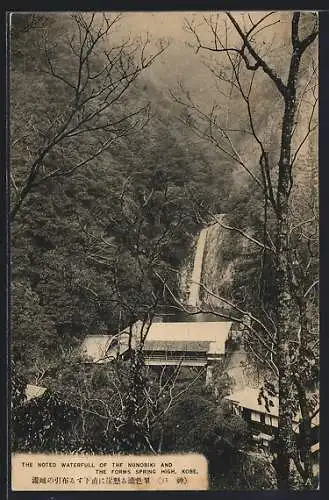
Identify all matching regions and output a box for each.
[49,318,207,455]
[10,13,168,220]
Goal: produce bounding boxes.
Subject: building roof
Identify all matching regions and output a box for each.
[226,387,279,416]
[144,340,210,352]
[25,384,47,402]
[81,321,232,362]
[136,321,232,355]
[226,387,320,427]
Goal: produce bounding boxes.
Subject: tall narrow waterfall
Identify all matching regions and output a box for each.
[183,215,260,390]
[187,227,208,307]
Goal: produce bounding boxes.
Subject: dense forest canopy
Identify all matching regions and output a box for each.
[11,13,234,377]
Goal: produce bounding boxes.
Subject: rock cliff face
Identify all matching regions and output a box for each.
[200,218,237,309]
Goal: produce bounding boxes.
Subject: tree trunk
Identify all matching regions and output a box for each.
[275,215,295,489]
[295,376,314,488]
[294,295,315,488]
[275,44,302,489]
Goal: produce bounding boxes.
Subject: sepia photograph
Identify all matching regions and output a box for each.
[9,10,319,491]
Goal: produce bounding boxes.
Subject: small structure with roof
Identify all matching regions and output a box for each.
[80,320,233,381]
[25,384,47,402]
[225,386,320,467]
[225,387,282,446]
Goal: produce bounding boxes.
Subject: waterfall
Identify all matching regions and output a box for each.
[187,227,208,307]
[187,215,226,307]
[183,214,261,390]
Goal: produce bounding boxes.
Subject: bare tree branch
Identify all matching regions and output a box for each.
[11,14,168,221]
[226,12,286,96]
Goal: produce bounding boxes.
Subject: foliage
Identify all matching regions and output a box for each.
[12,391,80,453]
[9,11,318,491]
[172,11,318,489]
[210,451,277,490]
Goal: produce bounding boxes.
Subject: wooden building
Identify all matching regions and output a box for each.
[80,320,233,381]
[225,387,319,473]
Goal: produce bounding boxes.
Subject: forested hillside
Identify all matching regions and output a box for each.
[11,13,234,383]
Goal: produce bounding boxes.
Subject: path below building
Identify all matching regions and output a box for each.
[226,345,263,391]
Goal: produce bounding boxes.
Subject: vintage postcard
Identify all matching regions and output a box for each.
[9,11,319,493]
